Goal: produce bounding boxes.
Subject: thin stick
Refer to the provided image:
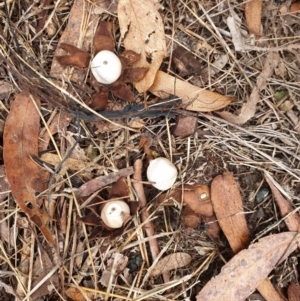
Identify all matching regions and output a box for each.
[132,160,170,284]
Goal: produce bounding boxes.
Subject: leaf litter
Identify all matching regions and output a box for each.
[1,0,300,301]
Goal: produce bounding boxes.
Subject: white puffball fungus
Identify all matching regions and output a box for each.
[91,50,122,84]
[147,157,178,191]
[101,200,130,228]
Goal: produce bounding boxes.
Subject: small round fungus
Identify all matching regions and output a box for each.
[101,200,130,228]
[91,50,122,84]
[147,157,178,191]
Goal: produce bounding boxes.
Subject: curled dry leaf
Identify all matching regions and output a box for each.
[217,52,279,125]
[217,86,260,125]
[211,172,250,253]
[196,232,300,301]
[3,93,54,245]
[118,0,166,92]
[149,71,233,112]
[150,252,191,277]
[76,167,134,197]
[245,0,263,39]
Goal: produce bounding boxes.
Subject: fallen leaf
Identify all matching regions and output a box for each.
[217,86,260,125]
[264,171,300,232]
[201,54,229,80]
[257,52,280,90]
[65,287,96,301]
[90,119,126,134]
[51,0,98,82]
[226,16,245,52]
[3,93,53,244]
[100,252,129,287]
[39,112,71,151]
[149,71,233,112]
[118,0,166,92]
[0,279,21,301]
[172,45,203,77]
[217,51,279,124]
[288,281,300,301]
[211,172,250,253]
[30,245,60,299]
[290,2,300,13]
[0,165,10,202]
[257,278,286,301]
[245,0,263,39]
[150,252,191,277]
[76,167,134,197]
[0,81,12,99]
[196,232,300,301]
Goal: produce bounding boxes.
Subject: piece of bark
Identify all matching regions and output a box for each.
[172,116,198,137]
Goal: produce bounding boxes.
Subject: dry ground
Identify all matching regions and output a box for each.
[1,0,300,300]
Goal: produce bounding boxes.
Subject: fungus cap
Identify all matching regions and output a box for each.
[101,200,130,228]
[91,50,122,84]
[147,157,178,190]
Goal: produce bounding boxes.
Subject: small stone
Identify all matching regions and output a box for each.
[256,187,270,203]
[172,116,198,138]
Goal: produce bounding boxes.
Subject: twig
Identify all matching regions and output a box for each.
[132,160,170,284]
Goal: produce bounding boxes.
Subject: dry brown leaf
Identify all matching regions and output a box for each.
[65,287,96,301]
[211,172,250,253]
[226,16,245,52]
[172,45,203,77]
[150,71,233,112]
[118,0,166,92]
[100,252,129,287]
[39,112,71,151]
[288,281,300,301]
[290,3,300,13]
[196,232,300,301]
[257,278,286,301]
[77,167,134,197]
[0,279,21,301]
[245,0,263,39]
[0,81,12,99]
[264,171,300,232]
[51,0,97,82]
[217,86,260,125]
[257,52,280,90]
[150,252,191,277]
[217,52,279,124]
[3,93,53,245]
[0,165,10,202]
[30,245,59,299]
